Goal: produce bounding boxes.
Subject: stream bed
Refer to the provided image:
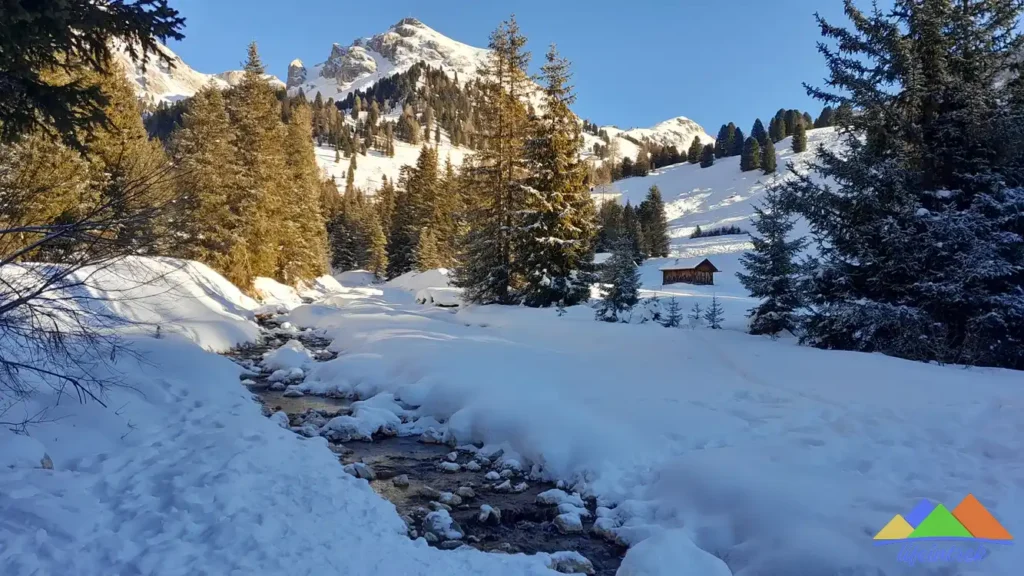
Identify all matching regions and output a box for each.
[225,314,627,575]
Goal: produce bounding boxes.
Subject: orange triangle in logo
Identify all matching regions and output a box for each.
[951,494,1013,540]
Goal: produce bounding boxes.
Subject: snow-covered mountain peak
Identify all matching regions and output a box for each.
[113,40,283,105]
[288,18,489,99]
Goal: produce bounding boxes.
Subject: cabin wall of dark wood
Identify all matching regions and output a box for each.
[662,269,714,285]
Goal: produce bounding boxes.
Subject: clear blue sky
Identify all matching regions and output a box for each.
[168,0,847,132]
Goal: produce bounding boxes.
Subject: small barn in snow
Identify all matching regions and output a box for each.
[660,258,720,286]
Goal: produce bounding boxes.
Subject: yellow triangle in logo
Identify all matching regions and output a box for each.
[874,514,915,540]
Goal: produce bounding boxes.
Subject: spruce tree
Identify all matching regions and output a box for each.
[737,187,806,336]
[703,296,724,329]
[518,45,597,307]
[172,85,245,284]
[714,124,733,158]
[366,214,389,280]
[388,146,440,277]
[595,200,623,252]
[415,227,444,271]
[751,118,768,145]
[687,136,702,163]
[699,144,715,167]
[637,185,669,258]
[688,302,703,328]
[662,298,683,328]
[279,101,329,283]
[595,240,641,322]
[813,106,835,128]
[740,136,761,172]
[791,119,807,153]
[621,202,644,263]
[771,109,788,140]
[761,136,777,173]
[730,127,746,157]
[226,42,287,283]
[791,0,1024,368]
[454,16,534,304]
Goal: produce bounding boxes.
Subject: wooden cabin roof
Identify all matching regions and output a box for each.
[658,258,720,273]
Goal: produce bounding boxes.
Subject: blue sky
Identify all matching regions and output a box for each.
[168,0,847,132]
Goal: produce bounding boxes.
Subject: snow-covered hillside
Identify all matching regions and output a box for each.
[288,18,489,100]
[316,135,470,194]
[595,127,839,253]
[113,41,283,106]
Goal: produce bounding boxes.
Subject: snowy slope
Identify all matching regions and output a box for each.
[280,273,1024,576]
[595,127,839,249]
[288,18,489,100]
[113,41,283,106]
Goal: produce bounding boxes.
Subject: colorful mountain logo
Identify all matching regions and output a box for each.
[874,494,1013,542]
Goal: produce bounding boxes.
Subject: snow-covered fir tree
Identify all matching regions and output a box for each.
[791,0,1024,369]
[518,45,597,308]
[737,187,806,336]
[595,240,641,322]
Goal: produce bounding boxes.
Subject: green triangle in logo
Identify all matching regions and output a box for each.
[909,504,973,538]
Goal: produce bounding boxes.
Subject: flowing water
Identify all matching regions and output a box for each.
[224,314,626,575]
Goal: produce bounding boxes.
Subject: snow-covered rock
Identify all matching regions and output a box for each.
[342,462,376,481]
[415,287,463,308]
[422,509,464,541]
[493,480,512,493]
[484,471,501,481]
[553,513,583,534]
[590,517,620,542]
[438,461,461,473]
[548,551,595,575]
[269,411,290,429]
[618,529,731,576]
[392,474,410,488]
[477,504,501,525]
[282,387,304,398]
[438,492,462,506]
[286,58,307,89]
[536,489,585,508]
[464,460,481,472]
[262,340,313,371]
[455,487,475,499]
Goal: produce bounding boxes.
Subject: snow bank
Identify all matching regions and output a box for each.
[386,268,451,292]
[416,286,463,307]
[297,274,345,299]
[0,262,556,576]
[285,285,1024,576]
[0,257,260,351]
[618,529,731,576]
[334,269,378,287]
[252,276,305,309]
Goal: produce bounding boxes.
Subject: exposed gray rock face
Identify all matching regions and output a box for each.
[320,43,377,84]
[286,59,307,89]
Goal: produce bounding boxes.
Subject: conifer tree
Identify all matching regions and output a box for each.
[375,175,396,239]
[737,187,806,336]
[687,136,702,163]
[620,202,644,263]
[791,0,1024,368]
[761,136,777,173]
[638,185,669,258]
[662,298,683,328]
[633,147,651,176]
[688,302,703,328]
[771,109,788,140]
[388,146,440,277]
[454,16,533,304]
[595,200,623,252]
[714,124,733,158]
[751,118,768,145]
[595,240,641,322]
[700,144,715,167]
[791,119,807,153]
[703,296,724,329]
[171,84,245,284]
[740,136,761,172]
[518,45,597,307]
[226,42,287,284]
[279,101,329,283]
[813,106,835,128]
[366,214,389,279]
[730,127,746,157]
[414,227,444,271]
[345,159,356,195]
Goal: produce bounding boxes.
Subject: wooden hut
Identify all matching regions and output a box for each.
[660,258,719,286]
